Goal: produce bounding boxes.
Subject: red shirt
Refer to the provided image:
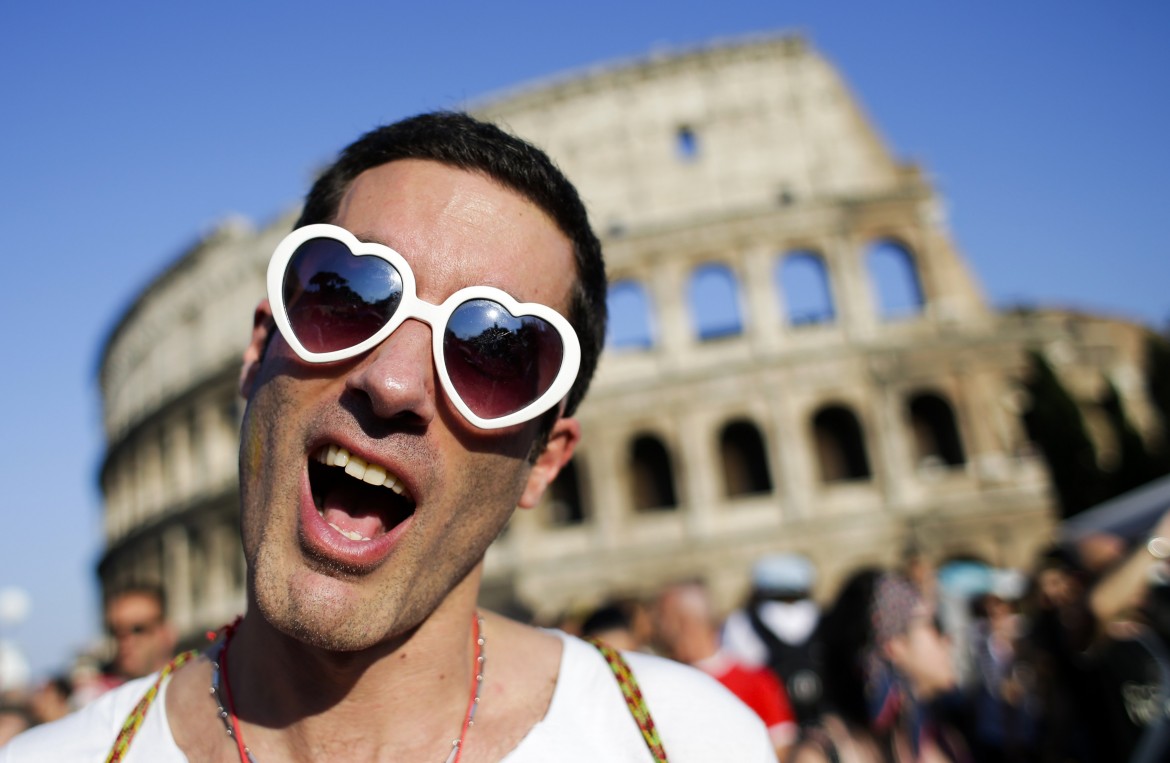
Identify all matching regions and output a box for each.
[696,651,796,743]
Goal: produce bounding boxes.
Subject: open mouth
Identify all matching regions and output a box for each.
[308,445,416,542]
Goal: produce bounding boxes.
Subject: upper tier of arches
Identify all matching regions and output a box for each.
[607,238,929,350]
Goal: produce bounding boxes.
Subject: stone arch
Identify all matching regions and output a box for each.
[907,392,966,469]
[687,263,743,340]
[719,419,773,497]
[606,280,655,350]
[865,238,924,320]
[547,456,588,526]
[629,434,679,511]
[675,124,700,162]
[812,404,872,483]
[776,250,836,326]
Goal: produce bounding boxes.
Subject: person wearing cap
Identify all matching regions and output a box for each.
[966,570,1040,762]
[723,553,827,727]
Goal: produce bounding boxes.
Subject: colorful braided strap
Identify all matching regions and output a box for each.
[105,650,199,763]
[588,638,669,762]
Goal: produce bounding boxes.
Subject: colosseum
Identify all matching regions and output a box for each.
[96,34,1161,641]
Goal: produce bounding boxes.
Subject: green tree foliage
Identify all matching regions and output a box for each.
[1023,352,1105,518]
[1100,381,1162,496]
[1147,333,1170,469]
[1024,339,1170,520]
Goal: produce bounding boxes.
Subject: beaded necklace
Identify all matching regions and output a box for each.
[209,614,485,763]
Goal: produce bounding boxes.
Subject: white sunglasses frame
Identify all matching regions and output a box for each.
[267,223,582,430]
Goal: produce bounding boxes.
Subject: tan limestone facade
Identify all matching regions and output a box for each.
[96,35,1161,640]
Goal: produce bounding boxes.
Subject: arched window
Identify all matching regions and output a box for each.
[720,419,773,497]
[687,263,743,340]
[606,280,655,350]
[629,434,678,511]
[776,250,835,326]
[676,125,699,162]
[547,457,587,526]
[908,393,966,469]
[865,239,924,320]
[813,405,871,483]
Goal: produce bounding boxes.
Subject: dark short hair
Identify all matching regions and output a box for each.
[296,111,607,418]
[581,603,633,638]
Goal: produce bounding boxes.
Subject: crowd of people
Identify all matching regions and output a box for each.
[1,110,1167,760]
[5,523,1170,760]
[563,523,1170,763]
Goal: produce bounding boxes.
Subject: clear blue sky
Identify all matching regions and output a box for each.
[1,0,1167,682]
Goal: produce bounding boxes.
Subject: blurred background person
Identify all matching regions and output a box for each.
[580,598,651,653]
[72,586,176,706]
[902,546,939,610]
[1076,509,1170,763]
[723,553,826,727]
[966,572,1040,763]
[0,704,33,747]
[655,580,798,760]
[791,569,968,763]
[1020,547,1100,763]
[26,675,71,726]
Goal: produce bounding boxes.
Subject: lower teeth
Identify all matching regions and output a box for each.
[327,521,370,542]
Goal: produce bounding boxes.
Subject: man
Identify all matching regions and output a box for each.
[722,553,826,727]
[2,112,773,761]
[655,582,797,759]
[69,587,178,707]
[106,588,177,682]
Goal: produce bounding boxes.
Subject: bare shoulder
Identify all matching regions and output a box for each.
[481,613,563,697]
[472,613,563,756]
[165,652,227,760]
[483,612,562,660]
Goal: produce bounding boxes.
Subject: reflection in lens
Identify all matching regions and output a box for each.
[283,239,403,354]
[444,299,564,419]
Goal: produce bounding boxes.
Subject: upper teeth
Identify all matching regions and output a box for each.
[314,445,408,496]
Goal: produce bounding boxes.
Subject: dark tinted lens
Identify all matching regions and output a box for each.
[443,299,564,419]
[283,239,403,354]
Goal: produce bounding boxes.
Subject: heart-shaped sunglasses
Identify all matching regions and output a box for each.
[267,224,581,429]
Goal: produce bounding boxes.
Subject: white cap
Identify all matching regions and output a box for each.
[752,553,815,595]
[991,569,1028,601]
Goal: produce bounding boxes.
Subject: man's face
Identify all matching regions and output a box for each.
[105,592,174,679]
[238,159,579,651]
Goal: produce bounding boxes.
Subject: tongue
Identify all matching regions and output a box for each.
[321,482,388,539]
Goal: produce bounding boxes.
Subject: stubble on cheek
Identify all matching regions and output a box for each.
[238,377,305,604]
[237,363,543,650]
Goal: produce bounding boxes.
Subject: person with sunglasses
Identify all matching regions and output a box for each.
[68,587,179,709]
[2,112,774,762]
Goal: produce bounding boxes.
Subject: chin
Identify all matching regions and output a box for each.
[249,554,384,650]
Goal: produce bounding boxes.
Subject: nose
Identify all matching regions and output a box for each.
[345,318,438,426]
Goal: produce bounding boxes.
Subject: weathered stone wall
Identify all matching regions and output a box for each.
[96,35,1160,638]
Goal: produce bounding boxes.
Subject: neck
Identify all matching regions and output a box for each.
[672,629,720,666]
[224,576,482,761]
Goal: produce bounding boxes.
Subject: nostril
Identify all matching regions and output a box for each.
[341,327,437,425]
[340,384,431,438]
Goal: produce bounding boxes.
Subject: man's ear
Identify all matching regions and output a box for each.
[518,416,581,509]
[239,299,275,399]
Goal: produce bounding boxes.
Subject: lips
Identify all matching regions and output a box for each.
[299,444,417,570]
